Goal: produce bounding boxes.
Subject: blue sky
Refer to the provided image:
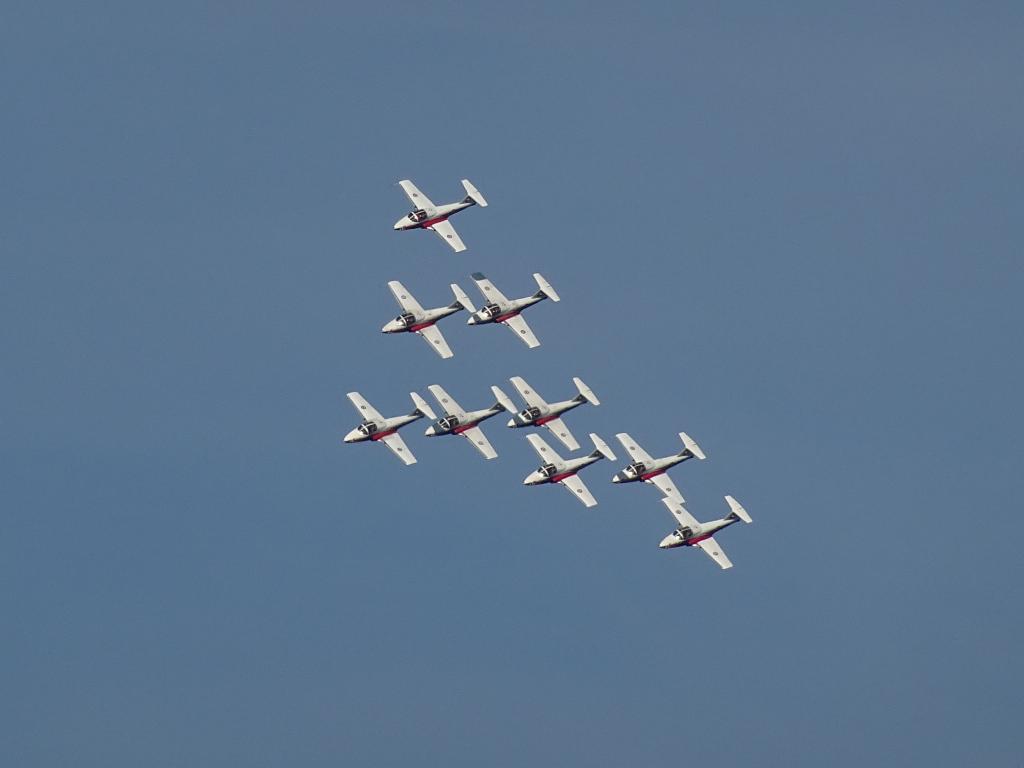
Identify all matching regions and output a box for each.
[3,2,1023,765]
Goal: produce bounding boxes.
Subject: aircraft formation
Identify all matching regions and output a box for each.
[346,178,753,569]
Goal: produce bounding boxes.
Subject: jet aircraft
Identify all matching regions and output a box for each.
[522,433,616,508]
[658,495,752,569]
[490,376,600,451]
[343,391,436,466]
[612,432,706,504]
[424,384,510,460]
[462,272,560,349]
[393,179,487,252]
[381,280,474,359]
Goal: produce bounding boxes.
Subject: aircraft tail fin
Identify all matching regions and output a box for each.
[450,283,475,312]
[678,431,706,460]
[589,433,616,461]
[724,495,752,523]
[572,377,600,406]
[461,179,488,207]
[410,392,436,420]
[490,385,517,414]
[532,273,560,302]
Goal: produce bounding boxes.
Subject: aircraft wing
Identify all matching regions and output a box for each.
[696,537,733,570]
[559,474,598,508]
[346,392,384,422]
[379,432,416,466]
[398,179,434,209]
[429,219,466,252]
[470,273,510,304]
[510,376,547,409]
[418,325,453,359]
[460,425,497,459]
[615,433,654,463]
[525,433,564,465]
[427,384,466,418]
[649,474,685,504]
[388,280,424,313]
[543,417,580,452]
[662,497,701,530]
[503,315,540,349]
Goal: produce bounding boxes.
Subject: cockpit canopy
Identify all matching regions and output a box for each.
[358,421,378,436]
[539,463,558,478]
[519,406,542,420]
[438,415,459,431]
[395,312,416,326]
[626,461,647,476]
[408,209,429,222]
[481,303,502,319]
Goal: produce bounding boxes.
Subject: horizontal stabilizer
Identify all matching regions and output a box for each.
[679,431,706,460]
[410,392,436,420]
[725,495,752,523]
[461,179,488,207]
[450,283,475,312]
[573,377,600,406]
[589,433,616,461]
[533,273,560,302]
[491,386,514,413]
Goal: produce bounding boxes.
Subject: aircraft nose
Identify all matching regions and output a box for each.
[506,418,515,428]
[424,425,436,437]
[381,319,400,333]
[393,217,406,230]
[612,473,623,483]
[343,429,360,443]
[659,532,684,549]
[466,315,478,325]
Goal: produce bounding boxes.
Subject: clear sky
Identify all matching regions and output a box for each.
[3,2,1023,765]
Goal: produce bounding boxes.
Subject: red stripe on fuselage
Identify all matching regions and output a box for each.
[685,534,711,546]
[640,469,666,481]
[495,310,522,323]
[452,423,478,435]
[535,414,558,426]
[550,471,578,484]
[409,320,436,332]
[369,429,397,441]
[420,215,451,228]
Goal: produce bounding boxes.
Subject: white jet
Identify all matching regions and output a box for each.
[658,495,752,570]
[611,432,706,504]
[393,179,488,253]
[343,391,436,466]
[423,384,510,460]
[490,376,600,451]
[381,280,475,359]
[461,272,560,349]
[522,433,616,508]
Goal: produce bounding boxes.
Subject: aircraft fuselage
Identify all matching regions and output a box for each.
[507,396,585,428]
[382,304,461,335]
[425,406,502,437]
[468,294,544,326]
[612,453,694,484]
[394,200,474,231]
[523,454,602,486]
[344,412,421,444]
[659,516,738,549]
